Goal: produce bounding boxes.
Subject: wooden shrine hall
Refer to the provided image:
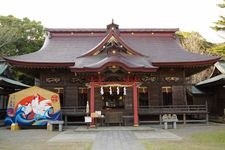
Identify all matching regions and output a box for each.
[5,22,220,126]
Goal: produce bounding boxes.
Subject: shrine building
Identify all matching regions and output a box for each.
[5,22,220,126]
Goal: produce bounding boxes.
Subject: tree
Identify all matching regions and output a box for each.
[212,0,225,31]
[176,31,212,54]
[0,15,45,56]
[0,15,46,85]
[177,31,215,84]
[0,23,19,49]
[210,43,225,58]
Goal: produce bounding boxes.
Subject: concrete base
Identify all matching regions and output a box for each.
[47,123,52,131]
[90,124,96,128]
[133,124,139,127]
[11,123,20,131]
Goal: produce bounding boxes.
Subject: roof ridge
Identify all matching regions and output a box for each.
[46,28,179,32]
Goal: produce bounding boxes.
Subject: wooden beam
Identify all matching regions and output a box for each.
[90,82,95,127]
[133,82,139,127]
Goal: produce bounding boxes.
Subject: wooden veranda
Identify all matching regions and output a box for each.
[61,103,208,126]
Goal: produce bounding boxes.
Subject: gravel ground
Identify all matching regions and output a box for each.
[0,122,224,150]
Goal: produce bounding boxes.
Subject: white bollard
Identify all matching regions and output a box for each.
[164,122,168,129]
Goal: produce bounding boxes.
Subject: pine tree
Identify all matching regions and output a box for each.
[212,0,225,31]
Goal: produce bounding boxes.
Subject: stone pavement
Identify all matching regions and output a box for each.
[48,126,182,150]
[2,123,225,150]
[92,130,145,150]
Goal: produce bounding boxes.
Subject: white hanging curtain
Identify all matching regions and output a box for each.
[100,86,104,95]
[109,87,112,95]
[117,87,120,95]
[86,101,89,115]
[123,87,126,95]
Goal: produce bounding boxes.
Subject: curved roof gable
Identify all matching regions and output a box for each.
[71,53,157,72]
[78,28,145,58]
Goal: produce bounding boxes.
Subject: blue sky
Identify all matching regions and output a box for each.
[0,0,224,43]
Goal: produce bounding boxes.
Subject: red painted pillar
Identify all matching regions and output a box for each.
[90,82,95,127]
[133,82,139,127]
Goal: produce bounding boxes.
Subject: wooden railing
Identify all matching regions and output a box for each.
[139,104,208,115]
[139,104,208,124]
[61,104,208,115]
[61,106,86,116]
[61,104,209,125]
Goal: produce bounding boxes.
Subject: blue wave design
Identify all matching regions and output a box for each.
[4,106,62,126]
[33,120,48,126]
[4,117,14,126]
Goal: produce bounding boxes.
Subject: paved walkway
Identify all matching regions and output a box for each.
[49,126,182,150]
[2,123,224,150]
[92,130,145,150]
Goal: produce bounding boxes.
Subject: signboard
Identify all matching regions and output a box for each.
[5,86,62,126]
[84,116,91,123]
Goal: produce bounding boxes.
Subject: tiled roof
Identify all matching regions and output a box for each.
[196,74,225,87]
[0,63,8,75]
[0,61,30,88]
[71,52,157,72]
[0,76,30,88]
[215,62,225,74]
[120,35,218,64]
[6,36,104,63]
[196,62,225,88]
[5,24,220,70]
[187,86,205,95]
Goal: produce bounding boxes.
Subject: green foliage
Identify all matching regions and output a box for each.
[143,128,225,150]
[212,0,225,31]
[0,15,46,56]
[209,43,225,58]
[176,31,213,54]
[192,128,225,145]
[218,0,225,8]
[177,31,225,58]
[0,15,46,85]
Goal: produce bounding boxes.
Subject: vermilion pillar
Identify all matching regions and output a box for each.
[90,82,95,127]
[133,82,139,127]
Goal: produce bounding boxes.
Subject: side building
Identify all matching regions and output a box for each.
[5,22,220,126]
[195,61,225,122]
[0,59,30,119]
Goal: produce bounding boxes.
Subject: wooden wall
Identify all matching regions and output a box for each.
[210,87,225,115]
[146,69,187,106]
[124,87,133,115]
[39,68,188,108]
[94,87,102,110]
[40,70,82,107]
[64,86,77,106]
[148,85,161,105]
[172,86,186,105]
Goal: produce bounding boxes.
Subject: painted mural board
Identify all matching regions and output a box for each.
[5,86,61,126]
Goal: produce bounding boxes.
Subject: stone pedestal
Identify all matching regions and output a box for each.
[11,123,20,131]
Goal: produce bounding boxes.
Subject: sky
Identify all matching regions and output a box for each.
[0,0,225,43]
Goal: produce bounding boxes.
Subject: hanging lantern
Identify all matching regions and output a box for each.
[123,87,126,95]
[109,87,112,95]
[117,87,120,95]
[100,86,104,95]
